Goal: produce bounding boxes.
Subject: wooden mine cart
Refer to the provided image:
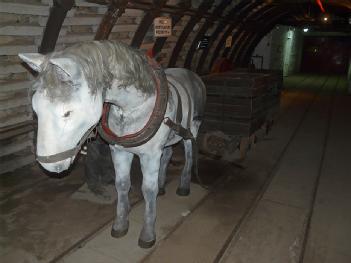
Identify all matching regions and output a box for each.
[200,70,281,160]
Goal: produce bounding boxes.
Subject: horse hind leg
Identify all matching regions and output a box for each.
[177,119,201,196]
[139,151,162,248]
[158,146,173,195]
[110,147,133,238]
[177,139,192,196]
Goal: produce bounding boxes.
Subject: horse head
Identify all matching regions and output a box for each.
[19,53,103,173]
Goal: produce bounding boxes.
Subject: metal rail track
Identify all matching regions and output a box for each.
[50,195,141,262]
[213,75,336,262]
[275,74,322,121]
[298,75,341,263]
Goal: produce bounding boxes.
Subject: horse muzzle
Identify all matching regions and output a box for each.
[36,147,78,173]
[39,158,72,173]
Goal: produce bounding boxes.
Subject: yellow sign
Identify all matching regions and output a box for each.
[154,17,172,37]
[225,36,232,47]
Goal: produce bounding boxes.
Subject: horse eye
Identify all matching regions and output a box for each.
[63,110,72,118]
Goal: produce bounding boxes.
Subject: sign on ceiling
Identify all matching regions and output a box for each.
[197,35,210,50]
[225,36,232,48]
[154,17,172,37]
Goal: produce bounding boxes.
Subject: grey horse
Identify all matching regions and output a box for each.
[19,40,206,248]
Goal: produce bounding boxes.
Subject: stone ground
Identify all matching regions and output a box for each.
[0,74,350,263]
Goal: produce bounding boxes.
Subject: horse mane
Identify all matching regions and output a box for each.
[35,41,155,101]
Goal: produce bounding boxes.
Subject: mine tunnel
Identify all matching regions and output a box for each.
[0,0,350,262]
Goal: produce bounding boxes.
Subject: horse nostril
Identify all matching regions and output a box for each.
[55,164,63,173]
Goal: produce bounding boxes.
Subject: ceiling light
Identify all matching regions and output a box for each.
[322,14,331,23]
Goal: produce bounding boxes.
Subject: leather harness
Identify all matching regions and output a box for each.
[36,58,194,163]
[97,57,169,147]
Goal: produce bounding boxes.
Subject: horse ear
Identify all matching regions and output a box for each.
[18,53,45,72]
[49,57,76,77]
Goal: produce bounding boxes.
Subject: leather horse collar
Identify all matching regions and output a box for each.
[97,57,169,148]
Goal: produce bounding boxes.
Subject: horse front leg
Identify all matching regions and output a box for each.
[177,139,193,196]
[138,150,162,248]
[110,146,134,238]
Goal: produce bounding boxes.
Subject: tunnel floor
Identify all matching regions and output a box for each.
[1,74,350,263]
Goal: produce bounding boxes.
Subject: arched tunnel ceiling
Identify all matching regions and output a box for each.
[42,0,351,72]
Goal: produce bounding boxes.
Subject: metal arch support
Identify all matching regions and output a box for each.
[226,30,249,61]
[236,10,291,67]
[226,4,273,62]
[94,0,128,40]
[183,0,231,70]
[229,5,281,63]
[167,0,215,68]
[130,0,168,48]
[234,12,279,66]
[236,6,297,66]
[228,5,275,62]
[195,0,253,73]
[219,3,270,60]
[209,1,262,69]
[39,0,74,54]
[208,1,265,71]
[230,32,252,63]
[238,11,293,66]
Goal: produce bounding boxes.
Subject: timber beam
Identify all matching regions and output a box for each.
[183,0,231,70]
[95,0,129,40]
[131,0,168,48]
[39,0,74,54]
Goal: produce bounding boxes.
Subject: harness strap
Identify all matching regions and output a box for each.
[36,124,96,163]
[163,76,207,189]
[37,147,78,164]
[184,85,192,129]
[163,117,194,140]
[167,75,193,126]
[163,115,206,189]
[167,80,182,124]
[165,75,193,139]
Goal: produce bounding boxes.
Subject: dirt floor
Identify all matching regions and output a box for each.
[1,74,350,263]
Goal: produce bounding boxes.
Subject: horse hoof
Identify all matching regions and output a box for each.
[111,224,129,238]
[138,238,156,249]
[176,188,190,196]
[158,188,166,196]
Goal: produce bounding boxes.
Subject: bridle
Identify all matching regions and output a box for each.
[36,124,97,163]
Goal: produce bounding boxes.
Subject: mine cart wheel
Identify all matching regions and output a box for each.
[239,137,250,160]
[265,119,274,135]
[249,134,257,147]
